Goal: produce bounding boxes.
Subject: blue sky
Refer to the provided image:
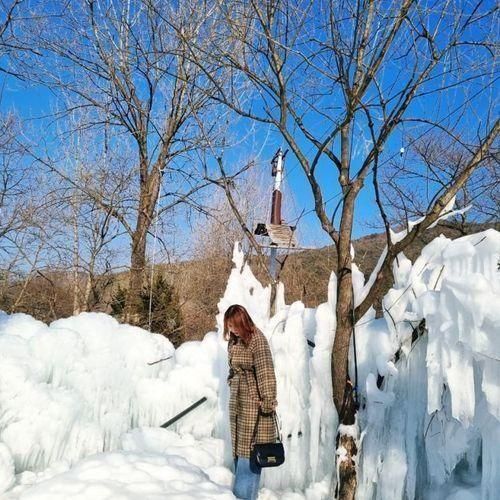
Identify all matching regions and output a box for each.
[2,0,497,261]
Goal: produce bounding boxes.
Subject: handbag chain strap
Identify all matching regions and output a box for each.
[248,367,282,446]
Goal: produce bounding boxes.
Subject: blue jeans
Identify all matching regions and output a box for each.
[233,456,262,500]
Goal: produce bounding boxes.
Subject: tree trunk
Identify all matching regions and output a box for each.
[337,430,358,500]
[82,273,92,312]
[124,166,161,325]
[72,190,81,315]
[82,252,97,312]
[332,180,359,500]
[334,293,358,500]
[125,211,149,324]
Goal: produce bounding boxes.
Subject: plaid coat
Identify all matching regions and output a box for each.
[227,328,278,458]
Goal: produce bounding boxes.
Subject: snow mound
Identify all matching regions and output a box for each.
[4,450,234,499]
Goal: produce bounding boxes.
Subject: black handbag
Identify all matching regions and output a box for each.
[250,409,285,468]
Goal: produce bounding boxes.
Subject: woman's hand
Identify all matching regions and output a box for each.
[259,399,277,414]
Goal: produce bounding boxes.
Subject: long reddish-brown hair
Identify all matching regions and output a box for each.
[224,304,256,345]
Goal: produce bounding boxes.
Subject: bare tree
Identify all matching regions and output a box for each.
[177,167,269,338]
[0,114,35,308]
[64,164,125,315]
[186,1,498,497]
[0,115,26,242]
[0,0,28,248]
[20,0,231,323]
[383,133,500,232]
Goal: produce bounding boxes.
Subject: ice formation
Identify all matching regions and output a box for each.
[357,229,500,500]
[0,310,228,497]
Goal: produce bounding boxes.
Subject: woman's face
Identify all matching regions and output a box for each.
[227,321,240,337]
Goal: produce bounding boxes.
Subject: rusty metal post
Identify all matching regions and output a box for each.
[270,149,284,314]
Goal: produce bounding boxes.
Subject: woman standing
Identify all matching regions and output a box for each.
[225,304,278,500]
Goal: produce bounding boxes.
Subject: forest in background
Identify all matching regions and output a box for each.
[2,221,496,345]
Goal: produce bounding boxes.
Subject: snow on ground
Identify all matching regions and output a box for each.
[5,451,233,499]
[0,230,499,499]
[3,428,234,499]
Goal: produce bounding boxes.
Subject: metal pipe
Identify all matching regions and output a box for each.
[160,397,207,428]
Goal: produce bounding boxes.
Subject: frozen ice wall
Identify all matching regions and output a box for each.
[357,229,500,499]
[307,272,338,487]
[5,428,234,499]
